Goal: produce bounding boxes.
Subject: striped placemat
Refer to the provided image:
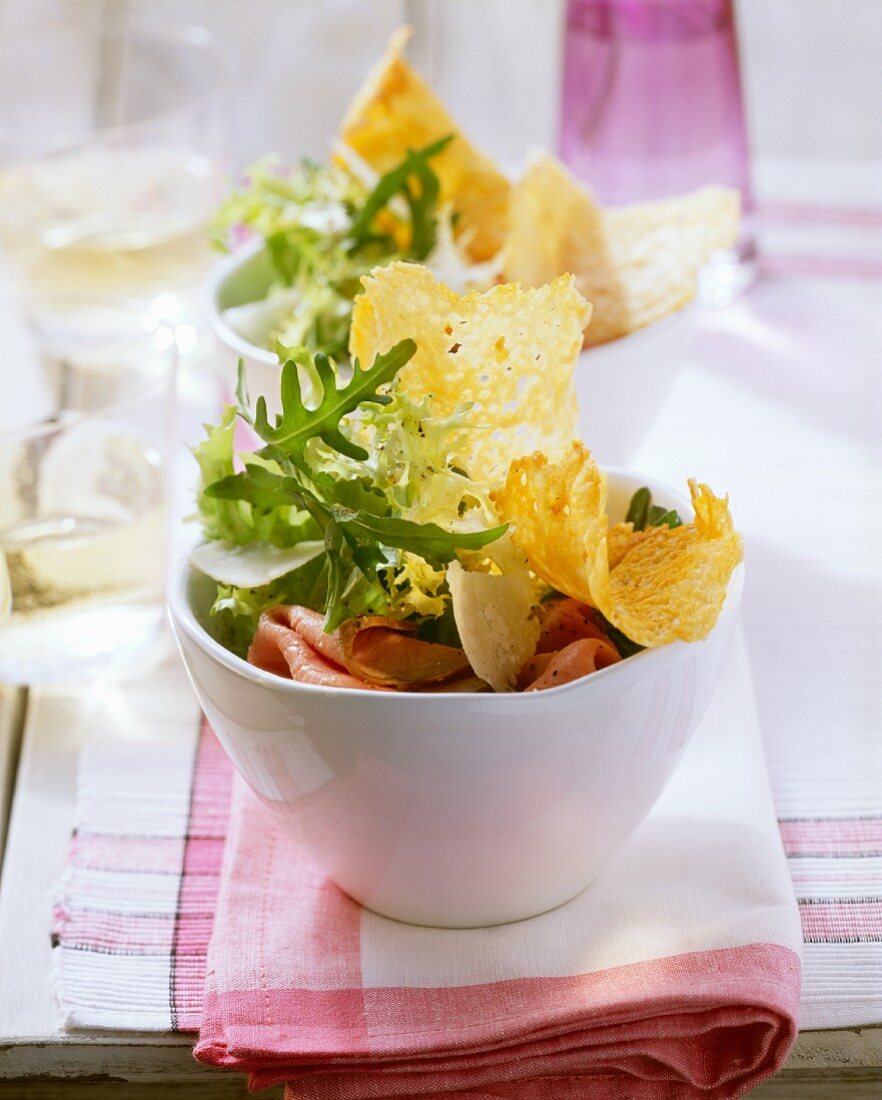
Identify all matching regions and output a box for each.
[52,721,231,1031]
[52,705,882,1034]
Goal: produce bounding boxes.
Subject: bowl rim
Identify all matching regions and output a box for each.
[581,300,698,358]
[202,238,279,366]
[167,466,744,703]
[203,239,698,368]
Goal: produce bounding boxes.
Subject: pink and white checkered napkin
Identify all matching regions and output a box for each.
[52,721,232,1032]
[193,637,802,1099]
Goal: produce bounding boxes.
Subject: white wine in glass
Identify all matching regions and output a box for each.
[0,21,230,311]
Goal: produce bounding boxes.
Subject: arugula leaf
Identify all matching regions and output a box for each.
[240,340,416,462]
[205,465,505,569]
[648,505,681,529]
[334,511,507,567]
[624,487,682,531]
[349,135,453,261]
[601,619,646,659]
[625,487,651,530]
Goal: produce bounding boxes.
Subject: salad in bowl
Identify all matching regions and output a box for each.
[190,263,741,695]
[206,26,739,440]
[172,262,743,925]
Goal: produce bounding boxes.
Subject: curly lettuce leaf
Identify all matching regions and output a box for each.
[208,552,329,658]
[212,142,451,358]
[192,408,319,548]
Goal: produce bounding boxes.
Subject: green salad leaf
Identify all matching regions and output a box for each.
[196,342,506,641]
[210,552,328,659]
[624,487,682,531]
[205,465,505,568]
[211,140,452,359]
[191,407,319,547]
[239,339,415,462]
[349,135,453,260]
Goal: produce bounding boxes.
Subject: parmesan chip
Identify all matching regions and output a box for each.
[491,443,609,608]
[505,154,740,345]
[607,521,648,570]
[447,559,541,693]
[605,480,743,646]
[495,444,742,647]
[339,27,511,262]
[350,262,591,485]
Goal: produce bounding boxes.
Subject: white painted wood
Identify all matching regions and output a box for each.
[0,686,25,866]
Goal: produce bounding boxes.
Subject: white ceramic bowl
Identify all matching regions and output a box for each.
[204,243,696,452]
[168,469,742,928]
[203,240,283,404]
[576,306,696,467]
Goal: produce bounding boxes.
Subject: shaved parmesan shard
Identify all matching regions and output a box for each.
[447,559,541,693]
[189,540,324,589]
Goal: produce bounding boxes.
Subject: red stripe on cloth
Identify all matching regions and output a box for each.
[194,777,369,1056]
[779,817,882,857]
[759,253,882,281]
[70,834,186,874]
[195,944,799,1099]
[53,907,175,951]
[799,900,882,943]
[757,200,882,228]
[171,723,234,1031]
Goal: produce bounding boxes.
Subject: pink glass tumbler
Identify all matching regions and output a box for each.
[560,0,752,203]
[559,0,754,294]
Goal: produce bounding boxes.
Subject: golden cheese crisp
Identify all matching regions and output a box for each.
[605,480,743,647]
[504,153,740,346]
[495,443,742,647]
[339,27,511,262]
[492,443,609,609]
[607,521,647,570]
[350,262,591,485]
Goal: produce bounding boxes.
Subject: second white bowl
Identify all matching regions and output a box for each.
[204,243,696,458]
[576,306,696,466]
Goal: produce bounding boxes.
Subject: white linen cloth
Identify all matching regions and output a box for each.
[627,265,882,1029]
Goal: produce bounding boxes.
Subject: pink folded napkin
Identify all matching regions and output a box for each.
[194,636,802,1098]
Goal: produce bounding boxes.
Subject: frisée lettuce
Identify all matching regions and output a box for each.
[212,138,466,360]
[192,341,507,654]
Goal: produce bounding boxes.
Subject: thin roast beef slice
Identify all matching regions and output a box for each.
[524,637,621,692]
[536,597,613,653]
[339,616,473,688]
[248,608,384,690]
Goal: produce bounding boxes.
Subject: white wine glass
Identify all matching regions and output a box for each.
[0,19,231,319]
[0,295,177,684]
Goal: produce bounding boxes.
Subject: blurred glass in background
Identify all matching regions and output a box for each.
[560,0,751,203]
[559,0,755,298]
[0,297,177,684]
[0,18,230,321]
